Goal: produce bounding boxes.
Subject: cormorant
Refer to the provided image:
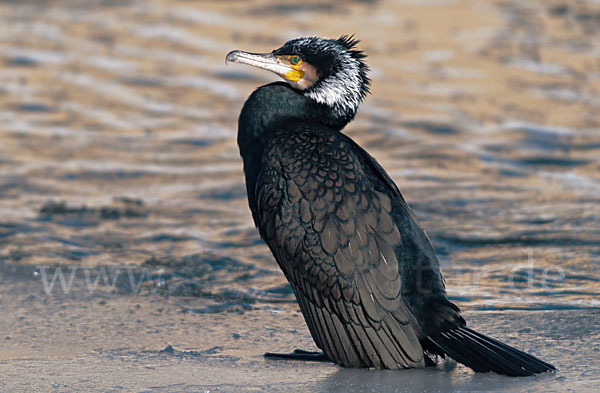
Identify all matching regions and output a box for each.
[226,36,555,376]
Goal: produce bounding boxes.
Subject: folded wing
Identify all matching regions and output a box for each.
[255,126,425,368]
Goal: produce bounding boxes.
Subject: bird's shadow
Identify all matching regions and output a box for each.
[318,361,553,393]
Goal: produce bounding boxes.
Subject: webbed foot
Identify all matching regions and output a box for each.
[264,349,329,362]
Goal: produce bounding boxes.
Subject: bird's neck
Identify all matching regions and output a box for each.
[237,82,355,212]
[237,82,354,152]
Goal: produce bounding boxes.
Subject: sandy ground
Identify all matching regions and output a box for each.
[1,263,598,393]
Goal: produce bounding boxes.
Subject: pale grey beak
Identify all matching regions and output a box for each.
[225,50,294,77]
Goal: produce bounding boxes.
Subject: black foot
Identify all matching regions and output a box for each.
[264,349,329,362]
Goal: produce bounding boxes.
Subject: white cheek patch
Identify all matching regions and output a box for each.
[305,52,362,119]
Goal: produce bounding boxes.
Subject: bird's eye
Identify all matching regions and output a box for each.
[290,56,301,65]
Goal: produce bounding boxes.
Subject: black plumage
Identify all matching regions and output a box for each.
[226,36,555,376]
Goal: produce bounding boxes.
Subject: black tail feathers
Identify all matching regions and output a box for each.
[422,326,556,377]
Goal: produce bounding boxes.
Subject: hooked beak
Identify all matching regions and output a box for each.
[225,50,303,82]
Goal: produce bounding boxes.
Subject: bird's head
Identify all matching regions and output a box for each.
[226,35,370,122]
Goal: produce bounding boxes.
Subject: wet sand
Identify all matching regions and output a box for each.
[1,0,599,391]
[1,263,598,392]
